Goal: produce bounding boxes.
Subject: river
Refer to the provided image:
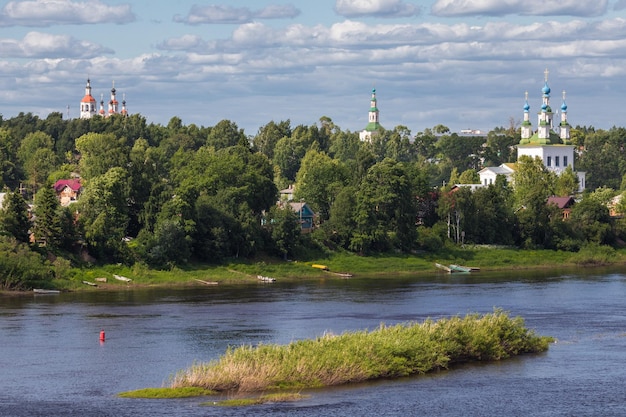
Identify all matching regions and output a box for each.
[0,268,625,416]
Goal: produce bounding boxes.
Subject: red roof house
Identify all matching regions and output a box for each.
[53,179,82,206]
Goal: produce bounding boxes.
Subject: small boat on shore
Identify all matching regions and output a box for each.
[324,271,353,278]
[435,263,479,273]
[33,289,61,294]
[194,279,218,286]
[94,277,107,283]
[82,280,98,287]
[435,263,452,273]
[312,264,329,271]
[113,275,132,282]
[449,264,472,273]
[257,275,276,282]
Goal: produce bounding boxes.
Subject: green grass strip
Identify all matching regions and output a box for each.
[118,387,216,398]
[171,309,552,392]
[203,392,310,407]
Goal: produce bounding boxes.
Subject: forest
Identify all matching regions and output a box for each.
[2,110,626,289]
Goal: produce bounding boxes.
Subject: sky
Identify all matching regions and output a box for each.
[1,0,626,136]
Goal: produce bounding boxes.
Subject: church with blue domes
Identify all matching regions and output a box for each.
[479,69,585,192]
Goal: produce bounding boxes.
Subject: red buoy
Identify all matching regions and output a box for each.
[99,330,106,342]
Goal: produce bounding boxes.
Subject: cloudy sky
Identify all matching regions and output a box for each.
[1,0,625,135]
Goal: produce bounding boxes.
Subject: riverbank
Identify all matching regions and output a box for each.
[7,243,625,293]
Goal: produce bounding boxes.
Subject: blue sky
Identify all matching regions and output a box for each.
[1,0,626,135]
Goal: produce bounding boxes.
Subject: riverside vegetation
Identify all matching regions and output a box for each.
[3,113,626,293]
[167,310,552,394]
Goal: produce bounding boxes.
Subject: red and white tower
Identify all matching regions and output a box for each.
[79,78,97,119]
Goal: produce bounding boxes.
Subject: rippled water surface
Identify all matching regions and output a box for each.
[1,268,625,416]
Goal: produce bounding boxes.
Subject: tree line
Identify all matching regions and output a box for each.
[2,111,626,289]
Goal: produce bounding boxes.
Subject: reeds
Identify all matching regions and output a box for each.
[171,309,551,392]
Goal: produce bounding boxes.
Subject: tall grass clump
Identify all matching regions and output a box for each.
[170,309,551,393]
[571,243,616,266]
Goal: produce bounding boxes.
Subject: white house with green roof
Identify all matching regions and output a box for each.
[359,88,383,141]
[480,70,585,192]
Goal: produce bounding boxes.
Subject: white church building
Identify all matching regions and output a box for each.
[79,78,128,119]
[479,70,585,192]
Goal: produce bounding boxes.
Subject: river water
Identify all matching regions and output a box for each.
[1,268,625,416]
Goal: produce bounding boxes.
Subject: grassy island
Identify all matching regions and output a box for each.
[170,310,552,393]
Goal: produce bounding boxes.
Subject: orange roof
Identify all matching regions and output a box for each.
[81,94,96,103]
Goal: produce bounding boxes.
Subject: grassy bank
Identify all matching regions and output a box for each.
[170,310,552,393]
[43,243,625,291]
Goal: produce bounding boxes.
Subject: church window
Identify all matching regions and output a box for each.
[555,156,560,167]
[547,156,551,166]
[564,156,568,166]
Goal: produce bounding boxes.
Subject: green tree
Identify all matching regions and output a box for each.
[0,128,22,189]
[472,185,516,244]
[0,236,51,290]
[385,125,415,162]
[1,189,31,243]
[253,120,291,159]
[554,165,579,197]
[328,130,360,162]
[32,185,62,248]
[578,129,622,190]
[18,131,59,194]
[413,128,437,160]
[206,119,247,150]
[458,169,480,184]
[78,167,130,260]
[272,124,322,182]
[323,185,357,248]
[294,150,348,221]
[513,156,556,248]
[267,204,300,259]
[140,218,192,268]
[483,128,518,166]
[569,196,613,245]
[75,132,129,181]
[513,156,556,208]
[435,133,484,172]
[351,159,417,253]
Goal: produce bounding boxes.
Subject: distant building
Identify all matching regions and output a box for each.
[53,179,82,206]
[460,129,485,135]
[479,69,585,192]
[79,79,128,119]
[359,88,383,141]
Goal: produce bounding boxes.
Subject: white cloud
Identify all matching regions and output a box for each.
[0,0,135,27]
[335,0,420,18]
[158,18,626,56]
[157,35,209,52]
[174,4,300,25]
[431,0,608,17]
[255,4,301,19]
[0,31,112,58]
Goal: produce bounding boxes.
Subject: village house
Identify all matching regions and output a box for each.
[53,179,82,206]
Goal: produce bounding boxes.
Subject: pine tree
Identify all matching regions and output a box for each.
[32,185,62,248]
[1,189,31,243]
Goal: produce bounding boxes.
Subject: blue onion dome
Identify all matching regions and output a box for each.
[542,82,551,95]
[541,103,548,111]
[524,101,530,112]
[561,101,568,111]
